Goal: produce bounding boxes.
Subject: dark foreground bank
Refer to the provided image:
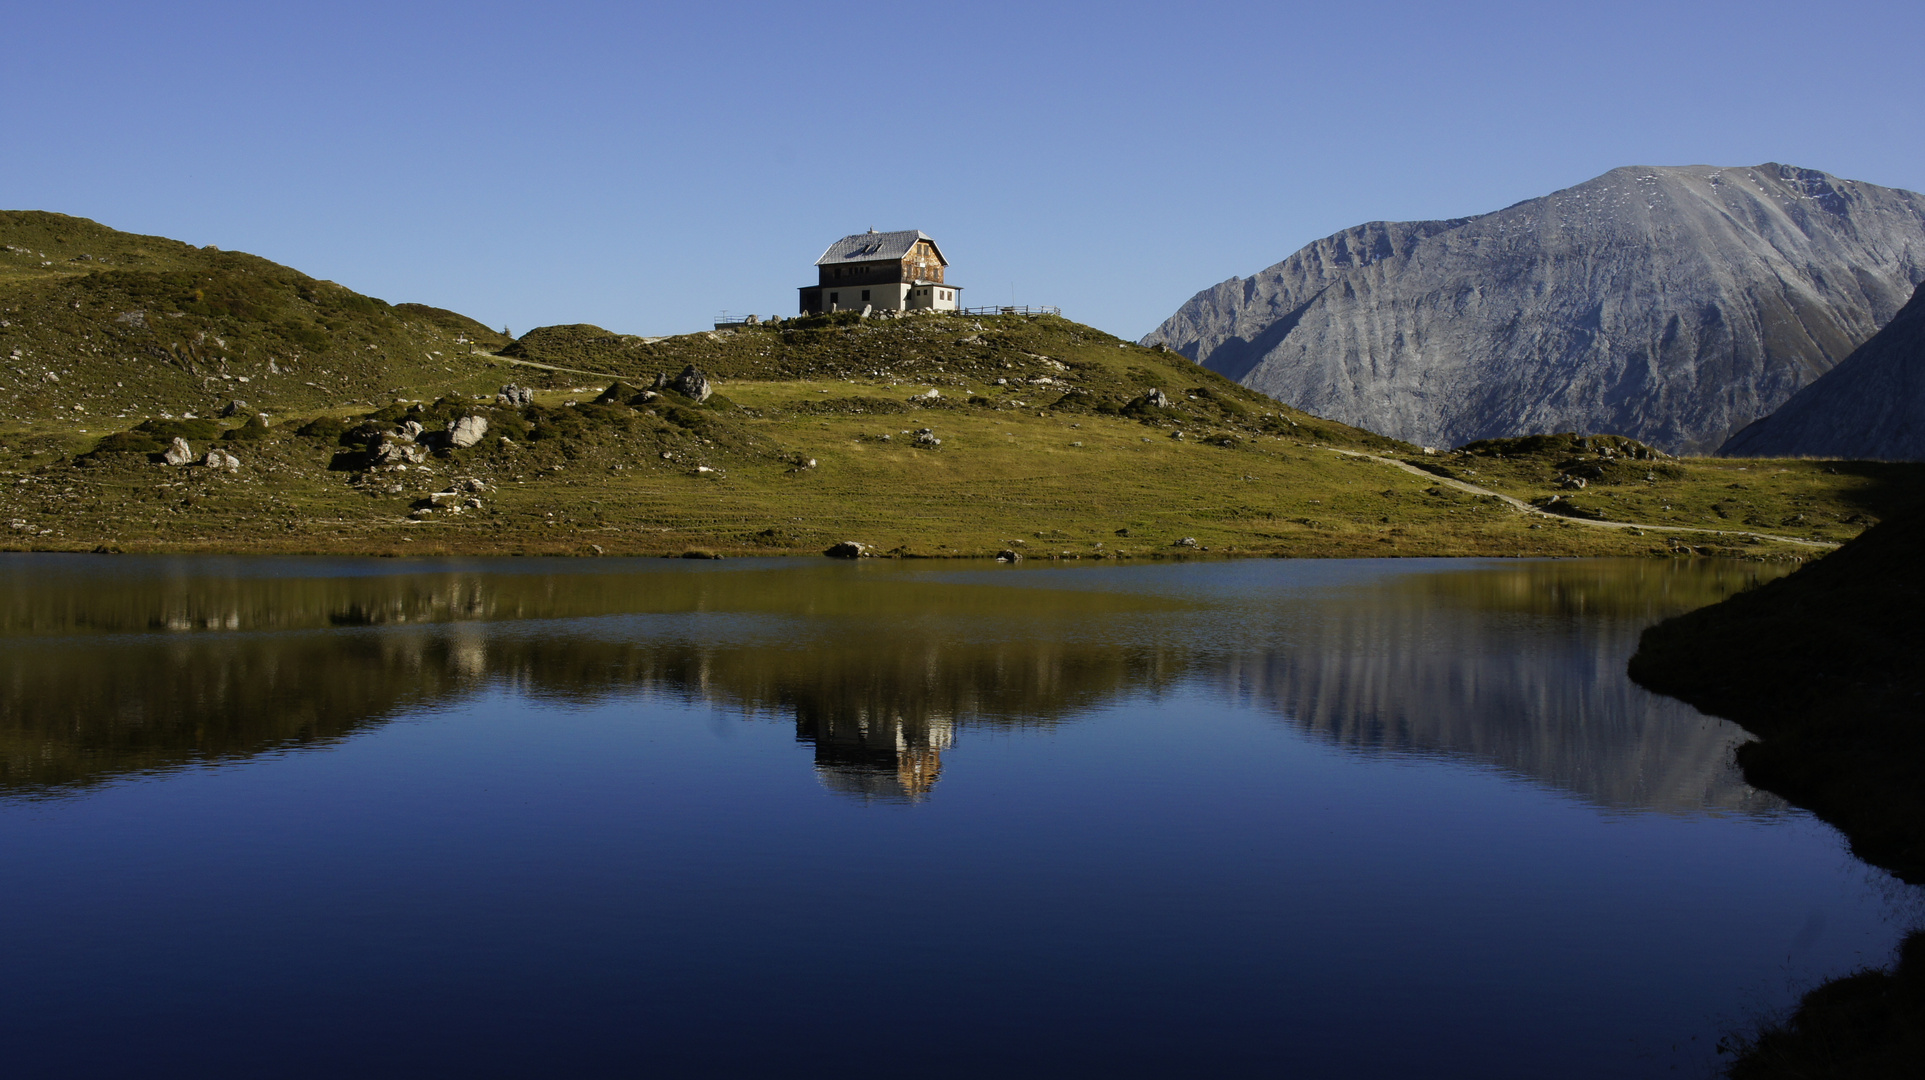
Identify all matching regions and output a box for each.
[1630,504,1925,1076]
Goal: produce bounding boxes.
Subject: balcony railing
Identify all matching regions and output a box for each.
[959,306,1061,317]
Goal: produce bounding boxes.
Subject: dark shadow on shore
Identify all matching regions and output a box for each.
[1630,504,1925,1076]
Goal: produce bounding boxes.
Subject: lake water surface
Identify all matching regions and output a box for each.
[0,555,1915,1078]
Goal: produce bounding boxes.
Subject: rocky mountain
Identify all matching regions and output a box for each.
[1720,279,1925,460]
[1146,164,1925,454]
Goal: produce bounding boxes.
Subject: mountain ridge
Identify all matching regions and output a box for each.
[1721,279,1925,460]
[1146,163,1925,454]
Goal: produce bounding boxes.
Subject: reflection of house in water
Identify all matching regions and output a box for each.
[0,556,1780,813]
[794,703,956,802]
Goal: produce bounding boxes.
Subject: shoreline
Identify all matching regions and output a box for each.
[1629,505,1925,1075]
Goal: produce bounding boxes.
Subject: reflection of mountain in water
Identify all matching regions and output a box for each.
[1216,560,1791,815]
[0,556,1787,810]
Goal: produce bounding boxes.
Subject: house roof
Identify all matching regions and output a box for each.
[814,229,946,267]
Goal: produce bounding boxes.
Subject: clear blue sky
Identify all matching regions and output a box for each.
[5,0,1922,340]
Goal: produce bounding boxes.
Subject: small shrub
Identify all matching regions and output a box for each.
[222,416,274,441]
[297,416,352,440]
[85,430,166,455]
[136,418,222,441]
[663,406,709,432]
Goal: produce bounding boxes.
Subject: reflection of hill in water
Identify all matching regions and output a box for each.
[0,556,1786,809]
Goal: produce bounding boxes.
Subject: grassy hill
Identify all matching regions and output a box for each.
[0,210,509,427]
[1,212,1920,558]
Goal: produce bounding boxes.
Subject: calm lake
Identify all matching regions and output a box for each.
[0,554,1915,1078]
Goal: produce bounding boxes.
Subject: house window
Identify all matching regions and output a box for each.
[829,292,839,304]
[861,290,870,301]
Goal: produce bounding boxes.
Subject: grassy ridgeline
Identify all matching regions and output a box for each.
[1630,508,1925,1075]
[0,305,1919,557]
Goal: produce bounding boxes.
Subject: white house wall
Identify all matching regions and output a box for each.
[821,283,910,312]
[906,284,962,311]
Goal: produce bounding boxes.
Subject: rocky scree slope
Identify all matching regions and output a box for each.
[1722,279,1925,460]
[0,210,509,424]
[1146,164,1925,454]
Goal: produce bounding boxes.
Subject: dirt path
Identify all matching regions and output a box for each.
[498,357,629,383]
[1323,447,1840,551]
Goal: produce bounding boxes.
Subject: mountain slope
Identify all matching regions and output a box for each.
[1721,279,1925,460]
[0,211,508,423]
[1146,164,1925,454]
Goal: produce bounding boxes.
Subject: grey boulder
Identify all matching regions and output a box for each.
[673,365,713,403]
[447,415,489,449]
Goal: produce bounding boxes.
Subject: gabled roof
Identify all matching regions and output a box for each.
[814,229,945,266]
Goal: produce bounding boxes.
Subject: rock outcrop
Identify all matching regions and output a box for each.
[1721,280,1925,460]
[1145,163,1925,453]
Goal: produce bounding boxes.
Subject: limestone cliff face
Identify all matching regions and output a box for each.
[1721,280,1925,460]
[1146,164,1925,453]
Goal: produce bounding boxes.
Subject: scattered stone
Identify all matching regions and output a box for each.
[824,541,869,559]
[200,449,240,471]
[1174,537,1198,547]
[218,399,248,418]
[497,384,534,406]
[371,439,427,469]
[996,549,1022,562]
[1141,388,1171,408]
[913,428,942,448]
[161,437,194,465]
